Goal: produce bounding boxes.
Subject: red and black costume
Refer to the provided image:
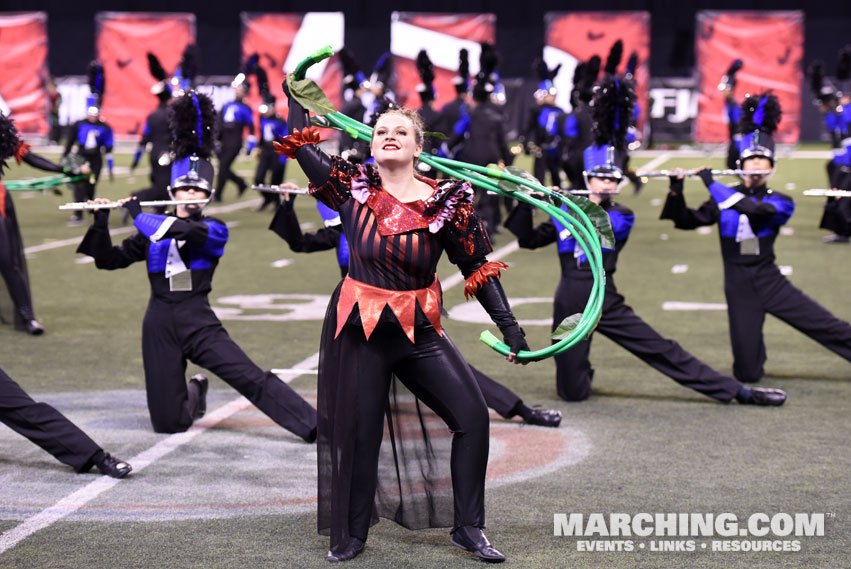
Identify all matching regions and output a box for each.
[280,92,528,557]
[0,135,62,333]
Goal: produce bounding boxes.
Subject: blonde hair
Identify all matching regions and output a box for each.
[372,108,425,147]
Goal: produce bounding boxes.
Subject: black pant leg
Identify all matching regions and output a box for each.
[215,145,241,199]
[597,293,742,401]
[724,264,768,382]
[552,277,595,401]
[0,368,101,472]
[469,365,521,418]
[0,212,35,322]
[395,327,490,530]
[142,307,195,433]
[184,318,317,440]
[761,267,851,363]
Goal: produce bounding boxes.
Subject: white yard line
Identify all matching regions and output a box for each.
[636,152,671,173]
[0,353,318,554]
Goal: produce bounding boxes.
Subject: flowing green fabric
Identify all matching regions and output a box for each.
[287,46,608,362]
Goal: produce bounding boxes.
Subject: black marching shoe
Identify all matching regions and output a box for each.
[25,319,45,335]
[525,407,563,428]
[451,526,505,563]
[326,537,365,562]
[96,453,132,479]
[189,374,209,419]
[740,387,787,406]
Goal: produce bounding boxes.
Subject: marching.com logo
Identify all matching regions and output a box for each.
[554,512,832,552]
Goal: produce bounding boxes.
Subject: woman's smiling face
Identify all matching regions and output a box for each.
[371,113,422,167]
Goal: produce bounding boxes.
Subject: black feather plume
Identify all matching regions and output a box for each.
[625,52,638,78]
[586,55,601,84]
[147,53,167,82]
[725,59,743,77]
[416,50,434,86]
[458,48,469,80]
[739,92,782,136]
[604,40,623,76]
[168,91,217,160]
[339,47,361,78]
[809,60,826,97]
[837,46,851,81]
[0,113,21,173]
[255,65,272,103]
[87,61,105,99]
[591,75,636,150]
[179,44,199,84]
[479,43,499,77]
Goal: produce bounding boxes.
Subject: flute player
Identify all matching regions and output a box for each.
[75,91,317,440]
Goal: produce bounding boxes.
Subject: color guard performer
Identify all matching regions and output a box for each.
[279,72,530,561]
[0,112,69,335]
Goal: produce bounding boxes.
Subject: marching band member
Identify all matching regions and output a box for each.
[76,91,316,440]
[506,77,785,406]
[661,93,851,382]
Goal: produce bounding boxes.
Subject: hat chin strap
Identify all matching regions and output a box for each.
[167,185,213,205]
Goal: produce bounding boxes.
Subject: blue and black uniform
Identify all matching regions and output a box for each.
[0,366,108,473]
[661,174,851,382]
[506,198,743,402]
[63,118,114,219]
[77,208,316,438]
[820,110,851,238]
[215,99,254,201]
[254,113,288,210]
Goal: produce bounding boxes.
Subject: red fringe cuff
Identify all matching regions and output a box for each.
[272,127,326,158]
[14,138,31,165]
[464,261,509,300]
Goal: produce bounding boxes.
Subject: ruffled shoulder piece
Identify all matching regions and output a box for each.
[423,178,474,233]
[350,162,383,204]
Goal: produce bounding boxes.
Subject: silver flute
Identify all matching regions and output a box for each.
[803,189,851,198]
[635,169,772,178]
[58,199,210,210]
[252,185,310,194]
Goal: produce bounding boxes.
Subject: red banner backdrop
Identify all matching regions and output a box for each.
[241,12,345,119]
[695,11,803,144]
[0,12,49,134]
[545,12,651,132]
[390,12,496,110]
[95,12,195,135]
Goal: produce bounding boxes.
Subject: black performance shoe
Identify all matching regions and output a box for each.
[25,320,45,335]
[189,374,209,419]
[326,537,365,562]
[96,453,132,479]
[741,387,787,406]
[525,407,563,428]
[450,526,505,563]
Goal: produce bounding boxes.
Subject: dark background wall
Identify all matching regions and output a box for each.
[8,1,851,140]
